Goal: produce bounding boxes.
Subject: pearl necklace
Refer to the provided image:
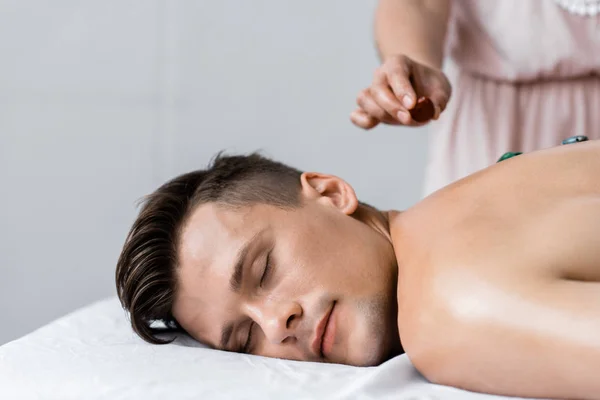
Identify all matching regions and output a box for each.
[554,0,600,16]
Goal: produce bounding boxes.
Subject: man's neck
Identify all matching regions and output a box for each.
[352,204,395,244]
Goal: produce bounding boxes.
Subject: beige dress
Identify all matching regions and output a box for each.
[424,0,600,196]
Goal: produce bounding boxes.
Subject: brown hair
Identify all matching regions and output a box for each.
[115,153,303,344]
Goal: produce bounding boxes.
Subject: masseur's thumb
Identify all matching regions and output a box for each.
[427,89,451,120]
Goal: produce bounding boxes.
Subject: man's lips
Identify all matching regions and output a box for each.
[312,301,336,359]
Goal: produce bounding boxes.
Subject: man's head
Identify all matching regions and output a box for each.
[116,153,401,366]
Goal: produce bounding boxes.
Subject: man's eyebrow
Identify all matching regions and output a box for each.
[220,229,265,350]
[229,230,264,292]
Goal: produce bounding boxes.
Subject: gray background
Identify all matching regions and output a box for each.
[0,0,428,345]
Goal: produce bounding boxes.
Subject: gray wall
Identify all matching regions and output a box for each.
[0,0,428,345]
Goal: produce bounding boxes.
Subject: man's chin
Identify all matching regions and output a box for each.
[341,344,394,367]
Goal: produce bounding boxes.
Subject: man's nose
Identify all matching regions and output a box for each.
[245,299,302,344]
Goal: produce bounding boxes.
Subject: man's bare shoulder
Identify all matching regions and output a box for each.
[390,139,600,277]
[389,139,600,312]
[388,141,600,399]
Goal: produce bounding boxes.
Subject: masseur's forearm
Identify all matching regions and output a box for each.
[375,0,450,69]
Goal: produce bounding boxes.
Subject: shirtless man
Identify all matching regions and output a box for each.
[116,140,600,399]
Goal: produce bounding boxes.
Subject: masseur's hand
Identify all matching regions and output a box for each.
[350,54,451,129]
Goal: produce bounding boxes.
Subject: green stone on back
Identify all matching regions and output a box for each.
[496,135,589,163]
[497,152,523,163]
[561,135,588,145]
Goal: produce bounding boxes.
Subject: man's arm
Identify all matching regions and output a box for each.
[406,270,600,399]
[374,0,450,69]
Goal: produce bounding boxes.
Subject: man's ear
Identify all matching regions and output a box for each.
[300,172,359,215]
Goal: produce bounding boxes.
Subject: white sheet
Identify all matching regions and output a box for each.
[0,298,542,400]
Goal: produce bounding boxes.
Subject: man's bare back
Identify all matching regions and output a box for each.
[391,140,600,399]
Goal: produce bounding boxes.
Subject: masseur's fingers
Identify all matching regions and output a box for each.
[369,84,412,125]
[351,54,453,128]
[412,63,452,121]
[382,56,418,112]
[350,108,380,130]
[355,88,403,126]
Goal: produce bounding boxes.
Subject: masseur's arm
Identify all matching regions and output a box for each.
[351,0,451,129]
[375,0,449,68]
